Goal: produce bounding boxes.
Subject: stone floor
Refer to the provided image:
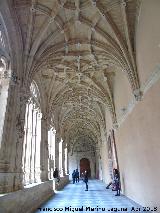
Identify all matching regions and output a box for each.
[35,179,145,213]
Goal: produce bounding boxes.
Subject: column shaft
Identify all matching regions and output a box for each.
[40,116,49,182]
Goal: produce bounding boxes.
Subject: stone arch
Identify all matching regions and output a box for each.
[22,80,42,185]
[0,14,12,148]
[0,2,23,80]
[80,158,91,178]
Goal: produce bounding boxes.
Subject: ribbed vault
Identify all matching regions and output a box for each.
[12,0,141,151]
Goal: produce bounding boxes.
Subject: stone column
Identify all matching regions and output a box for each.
[54,134,59,170]
[63,143,69,175]
[67,149,69,175]
[33,110,38,182]
[61,140,65,176]
[52,129,56,171]
[65,144,69,175]
[0,81,29,192]
[0,65,11,192]
[13,86,29,190]
[0,73,9,145]
[40,114,49,182]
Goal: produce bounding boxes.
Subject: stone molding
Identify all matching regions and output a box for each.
[141,64,160,94]
[0,160,9,171]
[116,64,160,128]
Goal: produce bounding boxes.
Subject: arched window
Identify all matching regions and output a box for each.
[59,139,63,176]
[48,128,56,179]
[0,14,10,147]
[22,82,41,185]
[65,145,68,174]
[107,130,119,179]
[0,30,5,49]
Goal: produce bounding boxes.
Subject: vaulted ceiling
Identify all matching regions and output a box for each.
[12,0,141,151]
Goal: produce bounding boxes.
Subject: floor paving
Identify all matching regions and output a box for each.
[35,179,147,213]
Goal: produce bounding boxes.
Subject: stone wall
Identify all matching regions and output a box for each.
[99,0,160,206]
[115,79,160,206]
[0,181,54,213]
[54,175,69,191]
[110,0,160,206]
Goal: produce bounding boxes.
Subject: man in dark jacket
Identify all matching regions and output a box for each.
[75,169,79,183]
[84,170,88,191]
[72,170,76,184]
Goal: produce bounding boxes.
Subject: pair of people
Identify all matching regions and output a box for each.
[72,169,88,191]
[106,168,121,196]
[72,169,79,184]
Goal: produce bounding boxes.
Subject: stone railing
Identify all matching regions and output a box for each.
[53,175,69,191]
[0,180,54,213]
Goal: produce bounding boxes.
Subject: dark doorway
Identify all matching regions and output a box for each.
[80,158,91,177]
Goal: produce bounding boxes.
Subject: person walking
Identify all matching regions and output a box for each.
[114,169,120,196]
[75,169,79,183]
[72,170,76,184]
[84,170,88,191]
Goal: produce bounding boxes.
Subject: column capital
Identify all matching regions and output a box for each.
[121,0,126,7]
[52,129,56,134]
[41,112,49,122]
[133,89,143,101]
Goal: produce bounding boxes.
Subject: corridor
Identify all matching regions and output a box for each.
[0,0,160,212]
[35,180,143,213]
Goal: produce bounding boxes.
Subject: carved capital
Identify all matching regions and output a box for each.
[19,87,30,104]
[121,0,126,7]
[52,129,56,134]
[133,89,143,101]
[16,114,25,139]
[10,71,20,85]
[0,57,11,83]
[41,113,48,121]
[113,122,119,130]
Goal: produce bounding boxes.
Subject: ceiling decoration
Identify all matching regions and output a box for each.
[72,136,96,154]
[12,0,141,149]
